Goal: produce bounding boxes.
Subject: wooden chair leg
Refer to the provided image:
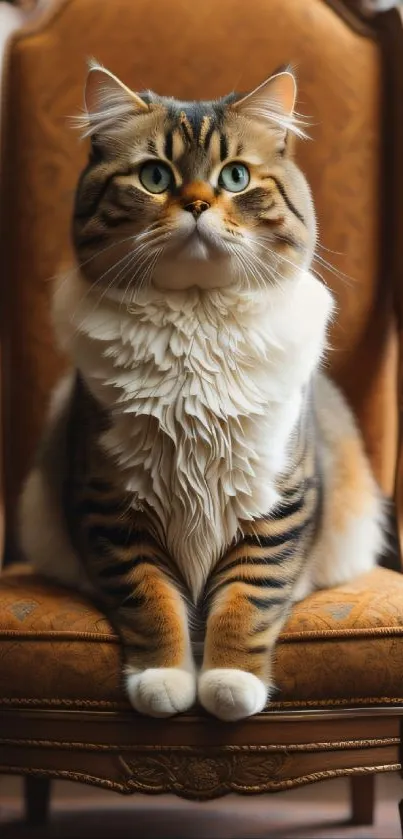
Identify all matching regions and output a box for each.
[350,774,375,826]
[24,776,52,825]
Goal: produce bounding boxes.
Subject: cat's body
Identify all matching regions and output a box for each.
[19,65,383,721]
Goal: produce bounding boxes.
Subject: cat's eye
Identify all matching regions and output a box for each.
[219,162,250,193]
[139,160,173,194]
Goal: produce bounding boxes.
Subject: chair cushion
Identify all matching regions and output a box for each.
[0,566,402,712]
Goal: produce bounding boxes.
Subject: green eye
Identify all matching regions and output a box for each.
[139,160,173,194]
[219,162,250,193]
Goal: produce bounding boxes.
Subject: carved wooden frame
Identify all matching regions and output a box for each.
[0,707,401,801]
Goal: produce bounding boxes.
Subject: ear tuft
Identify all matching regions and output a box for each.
[75,60,149,138]
[233,70,308,139]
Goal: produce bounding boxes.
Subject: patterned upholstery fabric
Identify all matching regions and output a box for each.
[1,567,402,711]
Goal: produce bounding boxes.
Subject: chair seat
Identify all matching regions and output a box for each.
[0,566,403,713]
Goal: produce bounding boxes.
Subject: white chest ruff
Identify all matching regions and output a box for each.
[55,272,333,599]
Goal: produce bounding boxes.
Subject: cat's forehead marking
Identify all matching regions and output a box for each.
[163,98,224,150]
[179,111,194,143]
[199,115,212,147]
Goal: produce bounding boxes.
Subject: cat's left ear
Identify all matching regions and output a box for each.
[232,70,302,147]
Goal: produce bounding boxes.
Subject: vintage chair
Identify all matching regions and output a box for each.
[1,0,403,831]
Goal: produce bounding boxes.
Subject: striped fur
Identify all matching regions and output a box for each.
[19,66,384,721]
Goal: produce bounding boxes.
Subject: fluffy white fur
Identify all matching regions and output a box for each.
[198,669,268,722]
[127,668,197,718]
[20,261,385,720]
[52,266,334,601]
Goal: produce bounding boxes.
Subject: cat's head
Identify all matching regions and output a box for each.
[73,62,315,295]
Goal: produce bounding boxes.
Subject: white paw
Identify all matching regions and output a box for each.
[198,668,268,722]
[126,668,196,718]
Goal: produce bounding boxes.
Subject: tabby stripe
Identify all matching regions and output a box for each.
[74,167,121,221]
[75,166,137,222]
[271,495,305,520]
[219,132,229,161]
[75,498,128,516]
[97,555,154,579]
[281,485,305,502]
[244,523,306,548]
[270,176,305,224]
[204,122,216,151]
[97,573,145,604]
[247,595,285,609]
[147,139,158,155]
[119,592,146,608]
[213,575,289,596]
[164,131,173,161]
[100,210,128,228]
[87,524,155,548]
[179,112,193,143]
[257,509,315,540]
[217,555,294,575]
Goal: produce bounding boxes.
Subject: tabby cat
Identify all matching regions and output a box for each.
[19,63,384,721]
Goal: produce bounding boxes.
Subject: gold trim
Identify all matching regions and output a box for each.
[0,738,399,753]
[0,762,399,800]
[0,697,127,709]
[280,626,403,642]
[2,623,402,644]
[1,695,403,712]
[0,629,118,642]
[270,697,403,709]
[1,704,402,722]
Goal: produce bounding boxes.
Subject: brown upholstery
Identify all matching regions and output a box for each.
[1,567,403,711]
[1,0,403,822]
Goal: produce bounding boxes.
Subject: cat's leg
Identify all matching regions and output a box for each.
[80,500,196,718]
[199,533,302,721]
[110,561,196,718]
[307,375,384,593]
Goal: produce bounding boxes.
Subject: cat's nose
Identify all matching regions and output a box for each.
[183,199,210,218]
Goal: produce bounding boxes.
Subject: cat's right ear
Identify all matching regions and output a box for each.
[82,60,149,138]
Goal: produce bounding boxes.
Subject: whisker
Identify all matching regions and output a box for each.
[312,253,356,287]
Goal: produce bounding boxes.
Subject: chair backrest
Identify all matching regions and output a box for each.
[1,0,402,548]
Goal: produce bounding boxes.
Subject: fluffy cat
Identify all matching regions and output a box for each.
[19,63,384,721]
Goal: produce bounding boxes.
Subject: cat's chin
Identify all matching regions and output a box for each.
[152,255,235,291]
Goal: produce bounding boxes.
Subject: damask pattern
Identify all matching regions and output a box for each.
[1,567,403,710]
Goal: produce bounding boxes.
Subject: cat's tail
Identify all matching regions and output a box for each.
[18,373,87,589]
[293,373,385,600]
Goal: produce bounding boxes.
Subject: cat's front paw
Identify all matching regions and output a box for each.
[198,668,268,721]
[126,667,196,718]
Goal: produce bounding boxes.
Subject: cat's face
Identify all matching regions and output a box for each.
[73,64,316,295]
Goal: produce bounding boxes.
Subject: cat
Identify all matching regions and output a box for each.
[19,63,384,722]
